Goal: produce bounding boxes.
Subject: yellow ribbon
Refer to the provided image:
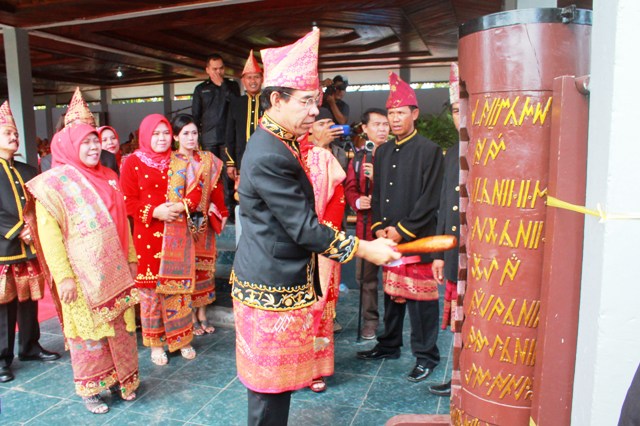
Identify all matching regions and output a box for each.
[547,195,640,222]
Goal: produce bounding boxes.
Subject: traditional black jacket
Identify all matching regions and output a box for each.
[231,116,357,311]
[0,157,38,265]
[371,130,443,262]
[224,93,263,170]
[433,142,460,282]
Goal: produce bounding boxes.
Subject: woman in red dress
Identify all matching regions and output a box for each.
[120,114,196,365]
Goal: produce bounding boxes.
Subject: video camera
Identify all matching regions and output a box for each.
[324,76,349,97]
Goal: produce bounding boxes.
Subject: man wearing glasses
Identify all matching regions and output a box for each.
[231,29,400,426]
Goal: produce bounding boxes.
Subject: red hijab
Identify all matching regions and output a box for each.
[134,114,173,170]
[50,124,129,256]
[98,125,122,165]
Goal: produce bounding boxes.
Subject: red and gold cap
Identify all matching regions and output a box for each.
[64,87,96,128]
[0,101,17,130]
[386,72,418,109]
[261,28,320,90]
[449,62,459,105]
[242,50,262,76]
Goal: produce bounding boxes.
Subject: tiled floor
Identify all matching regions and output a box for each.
[0,260,452,425]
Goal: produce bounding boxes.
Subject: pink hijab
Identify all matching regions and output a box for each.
[50,124,129,255]
[134,114,173,170]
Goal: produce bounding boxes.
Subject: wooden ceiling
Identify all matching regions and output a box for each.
[0,0,591,99]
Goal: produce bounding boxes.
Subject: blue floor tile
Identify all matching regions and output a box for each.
[7,260,455,423]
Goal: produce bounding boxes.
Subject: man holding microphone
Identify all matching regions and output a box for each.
[344,108,390,340]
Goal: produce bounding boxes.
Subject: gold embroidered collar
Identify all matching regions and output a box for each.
[395,129,417,147]
[261,114,299,156]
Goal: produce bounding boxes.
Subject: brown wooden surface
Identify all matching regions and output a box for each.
[0,0,509,98]
[529,75,589,426]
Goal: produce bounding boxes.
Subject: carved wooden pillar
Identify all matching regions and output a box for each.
[452,7,592,425]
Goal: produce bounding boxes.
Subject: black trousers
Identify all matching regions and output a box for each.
[206,144,237,218]
[0,298,41,368]
[247,389,291,426]
[619,362,640,425]
[376,294,440,368]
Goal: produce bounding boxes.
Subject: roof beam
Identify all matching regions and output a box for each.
[24,0,262,30]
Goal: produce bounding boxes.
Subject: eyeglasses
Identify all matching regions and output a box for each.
[282,92,322,109]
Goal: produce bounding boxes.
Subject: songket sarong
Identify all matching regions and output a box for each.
[139,288,193,352]
[191,229,216,308]
[310,256,340,379]
[441,279,458,330]
[68,315,139,398]
[383,262,439,301]
[234,299,317,393]
[0,260,45,304]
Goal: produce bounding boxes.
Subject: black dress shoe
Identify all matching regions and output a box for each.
[407,364,433,382]
[0,366,14,383]
[19,349,61,362]
[429,380,451,396]
[356,347,400,360]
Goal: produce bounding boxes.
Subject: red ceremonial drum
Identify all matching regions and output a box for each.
[454,7,592,425]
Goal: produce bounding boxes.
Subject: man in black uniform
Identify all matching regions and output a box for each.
[0,101,60,383]
[192,54,240,156]
[192,54,240,219]
[357,72,444,384]
[231,29,400,426]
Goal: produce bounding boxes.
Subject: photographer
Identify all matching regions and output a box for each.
[344,107,390,339]
[322,75,350,125]
[315,107,349,172]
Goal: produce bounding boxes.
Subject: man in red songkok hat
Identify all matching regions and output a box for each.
[231,28,400,425]
[0,101,60,383]
[225,50,264,182]
[357,72,445,385]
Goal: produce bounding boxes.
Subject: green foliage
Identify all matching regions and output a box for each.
[415,109,458,150]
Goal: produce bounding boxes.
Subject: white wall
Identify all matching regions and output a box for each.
[573,1,640,424]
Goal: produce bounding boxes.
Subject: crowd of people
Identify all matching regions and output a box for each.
[0,28,461,425]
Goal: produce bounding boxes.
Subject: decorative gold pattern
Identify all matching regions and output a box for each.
[141,204,152,224]
[261,114,299,154]
[230,268,317,311]
[320,229,358,264]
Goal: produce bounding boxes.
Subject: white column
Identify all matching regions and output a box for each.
[573,1,640,424]
[2,26,37,166]
[503,0,557,9]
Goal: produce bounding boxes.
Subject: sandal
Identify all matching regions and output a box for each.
[151,350,168,366]
[109,385,136,401]
[310,377,327,393]
[83,395,109,414]
[180,345,197,360]
[198,319,215,334]
[192,319,205,336]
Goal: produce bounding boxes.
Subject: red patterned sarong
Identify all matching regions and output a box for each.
[0,260,45,304]
[67,315,139,398]
[310,256,340,379]
[441,279,458,330]
[383,262,438,301]
[234,299,317,393]
[138,288,193,352]
[192,229,217,308]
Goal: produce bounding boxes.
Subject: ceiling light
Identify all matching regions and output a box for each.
[116,68,123,78]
